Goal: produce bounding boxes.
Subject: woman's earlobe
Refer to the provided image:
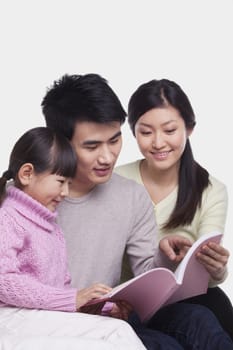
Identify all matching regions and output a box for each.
[187,127,194,138]
[18,163,34,186]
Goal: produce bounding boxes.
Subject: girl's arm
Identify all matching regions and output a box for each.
[0,216,77,312]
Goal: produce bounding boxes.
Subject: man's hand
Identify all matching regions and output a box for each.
[159,235,192,263]
[80,302,107,315]
[109,301,133,321]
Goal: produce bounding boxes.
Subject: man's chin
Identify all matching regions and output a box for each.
[93,173,112,185]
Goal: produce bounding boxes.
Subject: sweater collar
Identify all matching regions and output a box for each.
[4,185,57,232]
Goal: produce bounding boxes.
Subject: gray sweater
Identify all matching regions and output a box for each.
[57,173,162,290]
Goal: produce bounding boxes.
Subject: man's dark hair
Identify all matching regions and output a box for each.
[41,74,126,140]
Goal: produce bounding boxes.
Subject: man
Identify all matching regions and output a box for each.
[41,73,233,350]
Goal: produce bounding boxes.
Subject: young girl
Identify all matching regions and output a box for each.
[115,78,233,340]
[0,126,146,350]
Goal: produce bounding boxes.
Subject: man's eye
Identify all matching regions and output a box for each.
[110,138,119,144]
[141,131,151,135]
[85,146,97,150]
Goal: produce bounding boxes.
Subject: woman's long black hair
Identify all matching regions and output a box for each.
[128,79,209,229]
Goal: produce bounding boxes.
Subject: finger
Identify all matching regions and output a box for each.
[109,304,123,319]
[117,301,133,314]
[172,254,185,263]
[166,243,189,262]
[89,285,112,296]
[92,283,112,292]
[197,252,227,269]
[121,309,129,321]
[160,238,177,260]
[161,236,192,260]
[175,237,192,247]
[196,254,226,280]
[198,245,229,265]
[114,303,130,320]
[206,242,230,257]
[80,301,106,314]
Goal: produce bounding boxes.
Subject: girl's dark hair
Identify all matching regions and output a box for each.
[128,79,210,229]
[0,127,77,205]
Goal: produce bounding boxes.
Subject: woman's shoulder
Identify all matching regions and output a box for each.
[208,174,227,191]
[114,159,142,183]
[204,174,228,202]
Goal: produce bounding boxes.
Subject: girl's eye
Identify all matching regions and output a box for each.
[57,178,66,184]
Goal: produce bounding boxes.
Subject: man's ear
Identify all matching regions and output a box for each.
[18,163,34,186]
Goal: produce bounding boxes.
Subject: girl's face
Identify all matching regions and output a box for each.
[24,171,71,211]
[134,105,192,173]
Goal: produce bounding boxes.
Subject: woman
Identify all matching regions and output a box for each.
[115,78,233,340]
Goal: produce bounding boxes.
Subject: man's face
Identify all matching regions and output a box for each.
[70,121,122,194]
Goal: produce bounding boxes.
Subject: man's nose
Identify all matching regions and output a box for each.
[98,146,113,164]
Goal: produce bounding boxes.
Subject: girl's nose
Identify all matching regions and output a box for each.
[61,182,69,197]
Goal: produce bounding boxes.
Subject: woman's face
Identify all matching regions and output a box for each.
[134,105,192,173]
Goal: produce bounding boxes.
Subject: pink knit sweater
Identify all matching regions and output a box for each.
[0,186,77,312]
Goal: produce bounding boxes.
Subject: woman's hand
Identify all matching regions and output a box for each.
[76,283,112,310]
[159,235,192,263]
[196,242,229,281]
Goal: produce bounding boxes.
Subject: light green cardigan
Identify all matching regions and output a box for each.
[115,159,228,285]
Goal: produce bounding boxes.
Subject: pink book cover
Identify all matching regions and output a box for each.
[87,231,222,322]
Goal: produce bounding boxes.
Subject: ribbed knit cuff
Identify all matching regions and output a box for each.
[46,288,77,312]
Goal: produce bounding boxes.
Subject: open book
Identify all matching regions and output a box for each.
[87,231,223,322]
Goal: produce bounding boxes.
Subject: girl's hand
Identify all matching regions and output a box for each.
[159,235,192,263]
[76,283,112,310]
[196,242,229,281]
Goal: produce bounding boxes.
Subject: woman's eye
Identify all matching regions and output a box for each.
[166,129,176,134]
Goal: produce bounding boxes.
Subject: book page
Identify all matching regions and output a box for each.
[86,267,179,322]
[168,231,222,304]
[85,231,222,322]
[109,268,178,322]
